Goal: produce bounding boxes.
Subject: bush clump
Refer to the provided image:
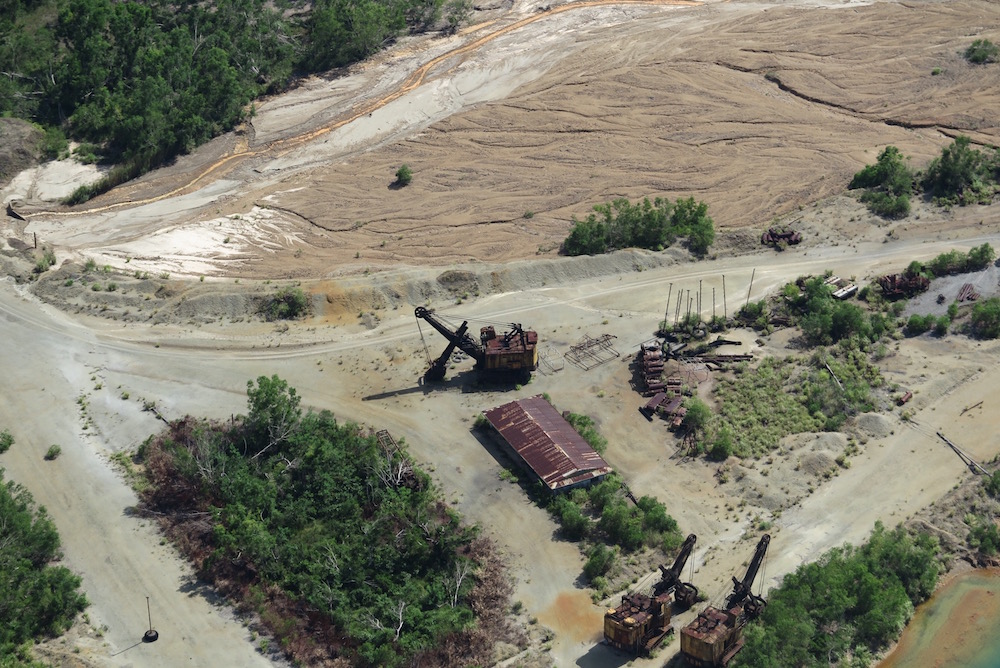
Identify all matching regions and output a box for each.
[0,471,89,657]
[737,522,939,667]
[971,297,1000,339]
[965,39,999,64]
[259,287,310,321]
[849,146,913,219]
[395,164,413,186]
[922,136,1000,205]
[562,196,714,257]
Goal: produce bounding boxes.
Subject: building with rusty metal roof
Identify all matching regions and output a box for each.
[482,395,613,492]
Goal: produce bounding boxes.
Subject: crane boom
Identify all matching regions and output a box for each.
[656,533,697,595]
[414,307,538,382]
[726,534,769,611]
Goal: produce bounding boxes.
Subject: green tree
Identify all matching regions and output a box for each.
[680,396,712,439]
[243,375,302,459]
[967,243,996,270]
[971,298,1000,338]
[850,146,914,218]
[922,135,994,204]
[672,197,715,255]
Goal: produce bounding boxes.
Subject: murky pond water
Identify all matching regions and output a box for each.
[880,569,1000,668]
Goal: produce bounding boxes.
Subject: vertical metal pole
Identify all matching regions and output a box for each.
[675,291,682,324]
[664,283,673,332]
[686,291,691,319]
[147,596,152,631]
[699,280,703,320]
[745,268,756,308]
[713,287,716,320]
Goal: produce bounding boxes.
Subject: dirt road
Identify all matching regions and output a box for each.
[2,221,1000,664]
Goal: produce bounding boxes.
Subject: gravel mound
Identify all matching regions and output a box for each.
[855,413,892,439]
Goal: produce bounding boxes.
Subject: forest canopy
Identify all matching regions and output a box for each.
[1,0,467,200]
[0,467,89,660]
[136,375,510,667]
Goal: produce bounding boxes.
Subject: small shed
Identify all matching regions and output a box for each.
[483,395,613,493]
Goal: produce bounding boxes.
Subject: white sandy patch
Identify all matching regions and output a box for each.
[92,206,303,276]
[1,159,106,204]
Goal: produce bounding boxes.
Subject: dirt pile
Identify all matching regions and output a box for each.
[0,118,42,188]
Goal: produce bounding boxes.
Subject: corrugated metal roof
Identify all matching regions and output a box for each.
[483,395,613,491]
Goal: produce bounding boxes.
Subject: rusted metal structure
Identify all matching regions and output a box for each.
[681,534,770,667]
[832,284,858,300]
[638,341,666,394]
[877,273,930,299]
[565,334,620,370]
[482,396,612,493]
[957,283,981,302]
[761,227,801,247]
[604,534,699,655]
[415,307,537,381]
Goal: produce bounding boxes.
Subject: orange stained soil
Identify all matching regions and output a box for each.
[537,590,606,645]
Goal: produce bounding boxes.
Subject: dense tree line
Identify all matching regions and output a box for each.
[851,138,1000,215]
[735,522,940,668]
[562,196,715,257]
[138,376,494,667]
[0,465,88,661]
[1,0,464,200]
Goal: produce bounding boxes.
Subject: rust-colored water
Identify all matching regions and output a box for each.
[536,590,605,644]
[880,569,1000,668]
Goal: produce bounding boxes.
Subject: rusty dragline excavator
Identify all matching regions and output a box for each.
[414,307,538,382]
[603,533,699,656]
[680,533,770,667]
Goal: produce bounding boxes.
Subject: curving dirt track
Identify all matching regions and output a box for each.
[2,0,1000,666]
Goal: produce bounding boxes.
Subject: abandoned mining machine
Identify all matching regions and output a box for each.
[680,533,770,667]
[414,307,538,382]
[603,533,699,656]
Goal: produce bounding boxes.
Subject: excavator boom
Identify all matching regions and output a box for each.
[415,307,538,381]
[726,534,770,610]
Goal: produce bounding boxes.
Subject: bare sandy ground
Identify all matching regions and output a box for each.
[1,0,1000,665]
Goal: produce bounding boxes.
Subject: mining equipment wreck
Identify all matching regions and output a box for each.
[414,307,538,381]
[603,533,699,655]
[680,534,770,667]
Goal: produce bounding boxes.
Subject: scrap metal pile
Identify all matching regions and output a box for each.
[760,227,801,247]
[877,272,930,299]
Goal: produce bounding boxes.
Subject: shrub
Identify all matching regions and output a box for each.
[906,314,933,335]
[562,196,714,256]
[0,429,12,454]
[39,126,68,160]
[259,287,310,321]
[985,470,1000,499]
[850,146,914,218]
[583,544,616,580]
[44,445,62,460]
[922,135,996,204]
[965,39,999,64]
[395,164,413,186]
[564,412,608,455]
[934,316,950,336]
[971,298,1000,338]
[860,191,910,219]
